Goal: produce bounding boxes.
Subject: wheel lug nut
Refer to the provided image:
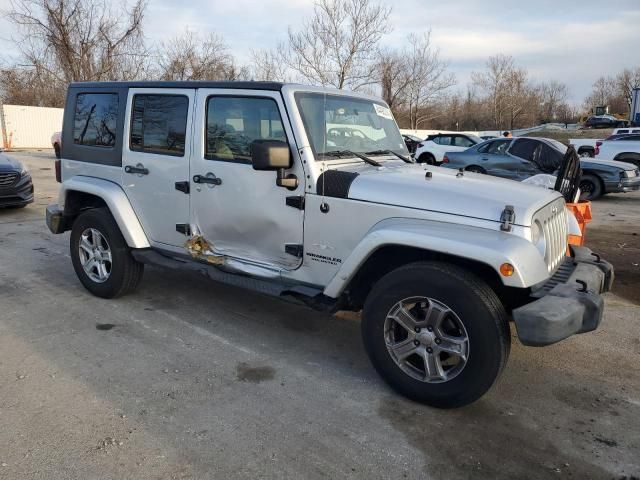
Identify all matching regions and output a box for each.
[427,326,433,332]
[435,338,441,345]
[413,340,420,346]
[414,327,421,333]
[426,347,433,353]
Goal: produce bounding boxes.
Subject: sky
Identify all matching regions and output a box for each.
[1,0,639,104]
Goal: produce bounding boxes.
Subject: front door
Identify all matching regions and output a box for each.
[189,89,305,270]
[122,88,194,247]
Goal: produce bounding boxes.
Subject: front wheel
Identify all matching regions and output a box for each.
[579,174,603,201]
[70,208,144,298]
[361,262,510,408]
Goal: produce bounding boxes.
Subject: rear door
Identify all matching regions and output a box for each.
[507,139,543,179]
[122,88,194,247]
[476,139,516,178]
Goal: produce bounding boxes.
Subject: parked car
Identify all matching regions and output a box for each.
[402,134,422,154]
[442,137,640,200]
[584,115,628,129]
[46,80,613,408]
[0,152,34,208]
[51,131,62,158]
[595,136,640,168]
[480,135,498,140]
[612,127,640,135]
[414,133,481,164]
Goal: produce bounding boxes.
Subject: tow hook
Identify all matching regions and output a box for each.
[575,279,588,292]
[590,252,601,263]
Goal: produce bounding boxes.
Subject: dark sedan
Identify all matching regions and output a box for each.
[584,115,627,129]
[441,137,640,200]
[0,152,34,208]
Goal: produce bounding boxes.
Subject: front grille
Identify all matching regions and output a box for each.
[533,197,568,273]
[0,172,19,188]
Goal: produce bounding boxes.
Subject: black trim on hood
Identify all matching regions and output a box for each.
[316,170,359,198]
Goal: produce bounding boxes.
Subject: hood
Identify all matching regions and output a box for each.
[341,161,561,226]
[0,153,23,172]
[582,158,636,170]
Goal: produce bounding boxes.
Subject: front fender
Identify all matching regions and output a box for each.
[60,176,150,249]
[323,218,549,297]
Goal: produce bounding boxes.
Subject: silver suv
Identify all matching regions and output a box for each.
[47,81,613,408]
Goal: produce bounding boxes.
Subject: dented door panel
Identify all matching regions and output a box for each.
[189,89,306,270]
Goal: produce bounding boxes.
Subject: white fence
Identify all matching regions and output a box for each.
[0,104,64,149]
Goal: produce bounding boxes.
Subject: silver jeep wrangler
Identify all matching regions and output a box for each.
[47,81,613,408]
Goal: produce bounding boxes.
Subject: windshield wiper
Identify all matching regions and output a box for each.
[322,150,382,167]
[365,149,413,163]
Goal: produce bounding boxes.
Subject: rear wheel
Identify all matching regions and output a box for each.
[418,153,436,165]
[465,165,486,174]
[579,174,603,201]
[578,148,594,158]
[70,208,143,298]
[361,262,510,408]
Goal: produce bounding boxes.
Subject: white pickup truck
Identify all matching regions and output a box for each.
[595,137,640,168]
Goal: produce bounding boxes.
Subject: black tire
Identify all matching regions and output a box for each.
[70,207,143,298]
[418,153,436,165]
[54,143,61,159]
[578,148,594,158]
[465,165,486,174]
[361,262,510,409]
[579,174,603,201]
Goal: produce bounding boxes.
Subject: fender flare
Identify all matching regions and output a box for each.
[323,218,549,297]
[60,176,150,249]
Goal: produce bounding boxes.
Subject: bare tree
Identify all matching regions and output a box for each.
[376,49,411,114]
[538,80,569,122]
[616,67,640,109]
[583,76,627,114]
[8,0,148,82]
[249,49,289,82]
[283,0,390,90]
[158,30,242,81]
[404,32,455,129]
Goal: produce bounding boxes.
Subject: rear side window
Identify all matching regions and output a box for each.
[73,93,119,147]
[620,135,640,141]
[130,95,189,156]
[509,139,539,160]
[453,135,475,147]
[205,96,286,163]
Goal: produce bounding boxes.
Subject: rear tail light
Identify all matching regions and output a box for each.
[55,159,61,183]
[442,155,449,163]
[595,141,602,156]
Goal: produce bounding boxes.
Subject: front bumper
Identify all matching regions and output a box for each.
[512,246,614,347]
[0,173,34,207]
[605,175,640,193]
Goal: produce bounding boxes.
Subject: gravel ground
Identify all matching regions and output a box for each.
[1,150,639,480]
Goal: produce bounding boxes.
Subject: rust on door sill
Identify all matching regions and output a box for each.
[184,235,225,265]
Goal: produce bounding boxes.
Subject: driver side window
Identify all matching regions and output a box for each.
[205,96,286,163]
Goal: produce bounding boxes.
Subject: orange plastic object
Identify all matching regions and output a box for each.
[566,201,592,248]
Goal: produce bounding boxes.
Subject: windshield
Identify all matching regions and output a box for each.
[295,92,408,159]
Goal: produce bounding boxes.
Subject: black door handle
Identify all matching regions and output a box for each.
[125,165,149,175]
[193,174,222,186]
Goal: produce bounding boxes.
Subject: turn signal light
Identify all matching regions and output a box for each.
[500,263,515,277]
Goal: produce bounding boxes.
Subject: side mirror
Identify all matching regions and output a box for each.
[250,140,292,170]
[250,139,298,190]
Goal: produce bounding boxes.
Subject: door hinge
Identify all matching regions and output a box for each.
[285,244,303,258]
[176,223,191,236]
[175,181,190,194]
[286,195,305,210]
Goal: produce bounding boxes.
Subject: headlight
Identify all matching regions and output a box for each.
[622,169,637,178]
[19,165,29,176]
[531,220,546,257]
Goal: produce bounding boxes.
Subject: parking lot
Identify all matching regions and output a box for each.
[1,150,639,479]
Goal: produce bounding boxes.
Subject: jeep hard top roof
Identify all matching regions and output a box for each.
[68,81,285,91]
